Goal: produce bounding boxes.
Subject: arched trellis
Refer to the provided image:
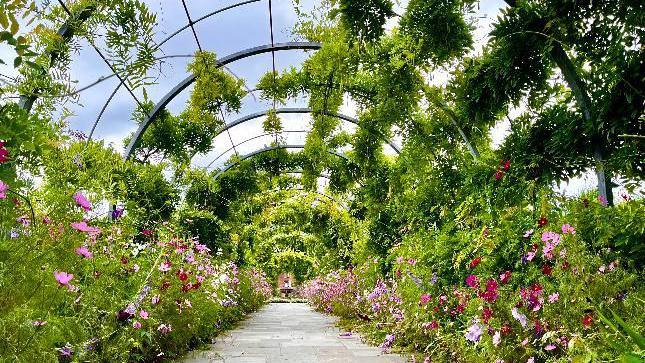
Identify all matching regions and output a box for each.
[250,187,350,211]
[123,42,323,159]
[210,144,352,181]
[202,107,401,168]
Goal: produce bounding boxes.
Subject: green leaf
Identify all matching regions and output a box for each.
[8,12,18,35]
[611,308,645,350]
[13,56,21,68]
[0,11,9,29]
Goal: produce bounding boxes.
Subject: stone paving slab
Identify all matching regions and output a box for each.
[179,303,406,363]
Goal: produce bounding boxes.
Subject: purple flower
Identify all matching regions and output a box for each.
[379,334,396,351]
[511,307,528,328]
[597,195,608,206]
[465,322,483,343]
[111,207,124,220]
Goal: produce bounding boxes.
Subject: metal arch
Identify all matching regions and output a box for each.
[89,0,260,138]
[201,107,401,167]
[209,130,308,163]
[124,42,322,160]
[211,144,351,180]
[281,169,365,188]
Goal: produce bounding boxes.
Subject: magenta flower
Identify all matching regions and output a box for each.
[597,195,608,206]
[75,246,93,259]
[0,180,8,199]
[54,271,74,286]
[73,192,92,211]
[139,310,149,319]
[71,221,101,235]
[545,344,557,351]
[0,141,10,163]
[419,293,432,306]
[465,274,479,288]
[132,321,142,329]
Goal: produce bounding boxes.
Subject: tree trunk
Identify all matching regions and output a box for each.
[549,45,612,205]
[501,0,612,204]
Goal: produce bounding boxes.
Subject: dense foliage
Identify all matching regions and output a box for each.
[0,0,643,362]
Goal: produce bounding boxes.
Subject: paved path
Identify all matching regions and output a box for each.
[180,303,406,363]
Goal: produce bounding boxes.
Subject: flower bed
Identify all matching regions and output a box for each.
[0,192,272,362]
[303,199,644,362]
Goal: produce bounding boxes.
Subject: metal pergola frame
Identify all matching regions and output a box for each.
[211,144,352,180]
[201,107,401,168]
[124,42,323,159]
[17,1,402,179]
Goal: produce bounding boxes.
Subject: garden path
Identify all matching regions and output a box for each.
[180,303,406,363]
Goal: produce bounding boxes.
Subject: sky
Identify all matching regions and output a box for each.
[0,0,609,197]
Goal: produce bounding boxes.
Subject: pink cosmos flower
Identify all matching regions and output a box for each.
[396,256,404,264]
[0,180,8,199]
[597,195,608,206]
[523,229,534,238]
[140,310,149,319]
[561,224,575,234]
[157,323,172,334]
[32,320,48,326]
[419,293,432,306]
[54,271,74,286]
[548,292,559,303]
[71,221,101,235]
[500,270,511,284]
[159,261,172,272]
[132,321,142,329]
[598,265,606,273]
[465,275,479,288]
[545,344,557,351]
[75,246,93,259]
[408,258,417,266]
[73,192,92,211]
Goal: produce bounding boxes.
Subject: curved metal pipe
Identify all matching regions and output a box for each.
[207,130,308,163]
[124,42,322,159]
[211,144,350,180]
[201,107,401,167]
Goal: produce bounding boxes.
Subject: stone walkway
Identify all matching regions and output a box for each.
[180,303,406,363]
